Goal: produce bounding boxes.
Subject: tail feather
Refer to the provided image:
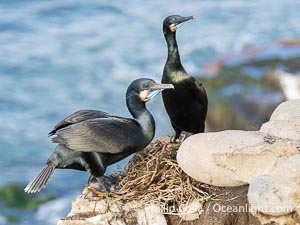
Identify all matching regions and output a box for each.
[30,166,50,192]
[24,165,56,194]
[29,166,48,190]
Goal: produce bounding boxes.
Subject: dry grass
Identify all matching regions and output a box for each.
[86,138,213,211]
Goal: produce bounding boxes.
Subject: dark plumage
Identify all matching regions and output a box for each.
[24,78,173,193]
[161,15,208,141]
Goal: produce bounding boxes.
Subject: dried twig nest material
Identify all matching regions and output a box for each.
[86,137,213,213]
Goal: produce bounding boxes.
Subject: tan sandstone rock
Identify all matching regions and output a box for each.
[260,99,300,141]
[247,99,300,218]
[137,204,167,225]
[177,130,298,187]
[177,199,204,221]
[268,99,300,121]
[248,155,300,217]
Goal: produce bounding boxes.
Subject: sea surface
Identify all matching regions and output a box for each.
[0,0,299,224]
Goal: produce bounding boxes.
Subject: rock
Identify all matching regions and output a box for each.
[137,204,167,225]
[68,197,97,216]
[251,211,300,225]
[167,185,262,225]
[177,200,204,221]
[58,186,262,225]
[58,195,168,225]
[260,120,300,141]
[177,130,298,187]
[271,155,300,210]
[247,175,295,216]
[177,130,262,186]
[269,99,300,120]
[86,212,122,225]
[57,220,92,225]
[57,196,126,225]
[248,155,300,217]
[248,99,300,220]
[260,99,300,141]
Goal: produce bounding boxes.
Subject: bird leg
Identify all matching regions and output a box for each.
[96,176,111,192]
[170,136,178,143]
[170,126,182,143]
[86,175,94,186]
[170,134,187,143]
[85,175,109,192]
[87,175,120,193]
[179,133,186,142]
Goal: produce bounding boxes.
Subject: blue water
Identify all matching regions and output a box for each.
[0,0,299,224]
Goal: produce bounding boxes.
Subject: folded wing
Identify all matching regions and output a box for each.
[49,110,111,136]
[52,117,141,154]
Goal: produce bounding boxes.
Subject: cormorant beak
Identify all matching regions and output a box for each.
[170,16,194,32]
[177,16,194,24]
[147,83,174,99]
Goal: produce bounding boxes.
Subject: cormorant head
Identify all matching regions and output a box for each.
[127,78,174,103]
[163,15,194,35]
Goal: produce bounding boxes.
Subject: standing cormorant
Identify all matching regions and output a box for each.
[161,15,208,142]
[24,78,174,193]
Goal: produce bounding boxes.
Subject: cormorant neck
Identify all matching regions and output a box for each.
[164,31,182,69]
[126,94,155,141]
[126,94,146,119]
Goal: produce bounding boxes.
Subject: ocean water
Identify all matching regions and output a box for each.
[0,0,299,224]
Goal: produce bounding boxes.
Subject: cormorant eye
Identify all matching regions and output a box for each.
[172,18,176,23]
[143,83,149,89]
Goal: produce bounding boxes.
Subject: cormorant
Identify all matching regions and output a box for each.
[161,15,208,142]
[24,78,174,193]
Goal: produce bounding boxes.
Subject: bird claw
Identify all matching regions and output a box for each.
[170,134,186,143]
[98,179,110,193]
[87,175,120,193]
[170,136,177,143]
[179,134,186,142]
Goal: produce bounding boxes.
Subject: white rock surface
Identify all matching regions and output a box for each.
[248,155,300,216]
[260,119,300,141]
[268,99,300,121]
[137,204,167,225]
[248,175,295,216]
[177,130,298,187]
[57,220,92,225]
[68,197,98,216]
[248,100,300,217]
[58,196,168,225]
[260,99,300,141]
[177,200,204,221]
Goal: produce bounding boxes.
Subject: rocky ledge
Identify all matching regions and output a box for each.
[58,99,300,225]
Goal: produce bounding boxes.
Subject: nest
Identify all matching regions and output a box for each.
[87,137,213,213]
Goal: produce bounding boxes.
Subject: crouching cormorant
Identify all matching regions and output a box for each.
[24,78,174,193]
[161,15,208,142]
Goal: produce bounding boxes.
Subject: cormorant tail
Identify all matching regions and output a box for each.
[24,165,55,194]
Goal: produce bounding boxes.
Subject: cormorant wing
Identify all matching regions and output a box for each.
[49,110,111,136]
[51,117,141,154]
[188,77,208,106]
